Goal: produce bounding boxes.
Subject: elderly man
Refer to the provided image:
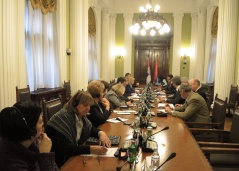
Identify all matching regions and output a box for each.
[189,78,207,101]
[165,83,210,124]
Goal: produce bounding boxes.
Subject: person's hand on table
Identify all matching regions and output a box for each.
[165,105,172,114]
[126,101,132,106]
[159,97,166,102]
[98,131,111,147]
[175,104,183,107]
[90,146,108,155]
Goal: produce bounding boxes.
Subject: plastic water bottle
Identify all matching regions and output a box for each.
[151,147,160,170]
[128,140,137,163]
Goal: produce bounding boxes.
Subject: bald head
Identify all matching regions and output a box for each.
[189,78,200,92]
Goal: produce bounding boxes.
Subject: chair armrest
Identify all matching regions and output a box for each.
[198,141,239,148]
[189,128,230,134]
[201,147,239,154]
[186,122,222,127]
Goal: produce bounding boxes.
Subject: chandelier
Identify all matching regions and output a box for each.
[130,0,170,36]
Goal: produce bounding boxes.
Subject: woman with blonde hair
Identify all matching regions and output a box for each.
[87,80,111,127]
[105,84,132,109]
[125,77,136,97]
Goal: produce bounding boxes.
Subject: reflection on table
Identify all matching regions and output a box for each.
[60,101,213,171]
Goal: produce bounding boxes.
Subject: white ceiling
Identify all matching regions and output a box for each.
[99,0,211,13]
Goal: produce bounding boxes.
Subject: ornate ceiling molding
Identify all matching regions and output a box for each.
[30,0,57,14]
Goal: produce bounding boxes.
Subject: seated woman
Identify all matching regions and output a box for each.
[45,90,111,168]
[125,77,136,97]
[105,84,132,109]
[0,101,58,171]
[87,80,111,127]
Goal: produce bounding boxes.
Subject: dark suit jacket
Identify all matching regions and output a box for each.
[195,87,207,102]
[172,92,210,124]
[162,83,176,94]
[87,101,111,128]
[166,90,185,105]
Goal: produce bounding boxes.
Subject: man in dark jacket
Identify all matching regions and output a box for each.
[189,78,207,102]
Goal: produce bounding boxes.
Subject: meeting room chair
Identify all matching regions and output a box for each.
[227,84,238,117]
[64,80,71,102]
[188,94,227,142]
[16,85,31,102]
[196,107,239,170]
[42,98,63,128]
[206,91,214,112]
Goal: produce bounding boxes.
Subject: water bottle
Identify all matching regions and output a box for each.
[128,140,137,163]
[151,147,160,170]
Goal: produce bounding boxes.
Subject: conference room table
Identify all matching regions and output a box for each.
[60,102,213,171]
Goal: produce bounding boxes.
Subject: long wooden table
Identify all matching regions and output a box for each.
[60,105,213,171]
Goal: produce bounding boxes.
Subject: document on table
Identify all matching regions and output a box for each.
[158,103,174,109]
[81,148,118,157]
[113,110,137,115]
[107,117,128,123]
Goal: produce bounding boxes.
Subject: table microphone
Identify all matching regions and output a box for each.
[142,126,169,152]
[155,152,176,171]
[116,117,133,127]
[145,126,169,142]
[116,160,129,171]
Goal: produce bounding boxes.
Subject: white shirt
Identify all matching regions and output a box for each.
[75,115,83,142]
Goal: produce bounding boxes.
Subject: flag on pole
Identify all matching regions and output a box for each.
[146,55,151,84]
[153,57,158,83]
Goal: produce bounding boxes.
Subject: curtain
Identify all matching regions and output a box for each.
[0,0,27,110]
[88,7,98,81]
[88,36,98,81]
[206,37,217,83]
[25,0,60,90]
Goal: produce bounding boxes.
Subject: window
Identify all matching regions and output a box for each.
[25,0,60,90]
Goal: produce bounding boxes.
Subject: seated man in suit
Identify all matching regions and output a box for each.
[189,78,207,102]
[159,76,185,105]
[162,74,175,94]
[165,83,210,125]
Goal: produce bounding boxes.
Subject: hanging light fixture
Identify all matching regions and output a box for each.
[130,0,170,36]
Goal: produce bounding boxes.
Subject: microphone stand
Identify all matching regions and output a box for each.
[142,126,169,152]
[116,160,129,171]
[155,152,176,171]
[116,117,133,127]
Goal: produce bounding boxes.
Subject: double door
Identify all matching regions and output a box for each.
[134,38,171,84]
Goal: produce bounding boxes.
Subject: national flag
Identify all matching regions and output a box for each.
[146,55,151,84]
[153,57,158,83]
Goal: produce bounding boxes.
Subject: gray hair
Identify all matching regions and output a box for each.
[179,83,191,92]
[181,77,189,84]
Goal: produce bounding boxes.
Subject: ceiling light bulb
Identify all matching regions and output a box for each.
[154,5,160,12]
[140,29,146,36]
[139,6,145,12]
[155,22,162,29]
[159,28,165,35]
[163,24,170,33]
[146,4,151,10]
[150,29,156,36]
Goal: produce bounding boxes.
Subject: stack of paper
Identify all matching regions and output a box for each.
[107,117,128,123]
